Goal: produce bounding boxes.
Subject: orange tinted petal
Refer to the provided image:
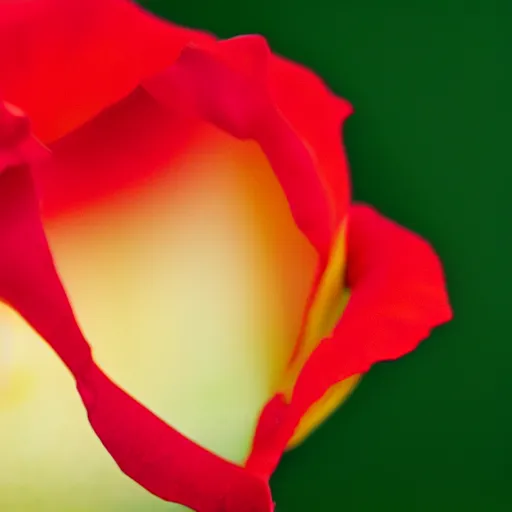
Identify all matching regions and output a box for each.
[144,36,337,257]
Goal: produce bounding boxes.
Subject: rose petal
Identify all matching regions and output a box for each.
[267,52,353,225]
[245,204,452,477]
[0,102,47,171]
[143,41,355,441]
[1,0,351,233]
[0,103,91,376]
[0,0,212,143]
[144,36,337,258]
[4,24,337,507]
[1,1,451,505]
[293,203,452,413]
[0,102,275,511]
[293,204,452,423]
[285,373,361,450]
[77,364,274,512]
[34,90,317,465]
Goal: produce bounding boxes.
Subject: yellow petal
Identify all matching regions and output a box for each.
[276,224,362,448]
[286,373,360,449]
[0,112,317,510]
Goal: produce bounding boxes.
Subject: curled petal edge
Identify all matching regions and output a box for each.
[292,203,453,413]
[245,204,453,477]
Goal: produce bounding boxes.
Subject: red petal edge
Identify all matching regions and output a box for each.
[245,204,453,477]
[143,35,338,259]
[293,204,453,412]
[0,102,274,511]
[0,0,213,143]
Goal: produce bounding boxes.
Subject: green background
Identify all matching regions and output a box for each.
[139,1,509,511]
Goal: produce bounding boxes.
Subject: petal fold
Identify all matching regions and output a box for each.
[77,364,274,512]
[293,203,452,418]
[0,101,92,376]
[0,0,212,143]
[267,53,353,225]
[143,36,337,258]
[246,204,452,477]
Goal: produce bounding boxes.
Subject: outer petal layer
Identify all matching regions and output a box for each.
[0,104,92,376]
[267,54,353,226]
[293,204,452,413]
[245,204,452,477]
[0,0,212,143]
[77,364,274,512]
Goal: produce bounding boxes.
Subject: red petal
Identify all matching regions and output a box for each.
[293,203,452,418]
[245,204,452,477]
[268,53,353,225]
[77,364,274,512]
[143,36,339,258]
[0,0,212,143]
[0,103,92,376]
[1,0,350,233]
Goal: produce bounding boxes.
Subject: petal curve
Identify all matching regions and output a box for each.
[77,364,274,512]
[267,52,353,225]
[0,102,274,511]
[0,0,213,143]
[143,36,338,258]
[293,204,452,421]
[0,102,92,376]
[246,204,452,477]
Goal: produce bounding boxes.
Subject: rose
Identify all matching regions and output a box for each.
[0,1,452,511]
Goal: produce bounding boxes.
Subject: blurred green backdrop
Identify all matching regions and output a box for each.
[138,0,510,510]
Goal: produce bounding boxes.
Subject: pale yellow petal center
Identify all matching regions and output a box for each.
[0,115,316,510]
